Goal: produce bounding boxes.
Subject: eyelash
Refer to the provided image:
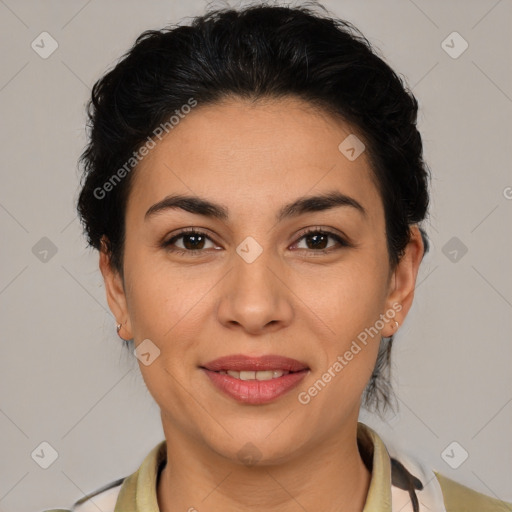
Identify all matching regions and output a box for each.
[161,227,351,256]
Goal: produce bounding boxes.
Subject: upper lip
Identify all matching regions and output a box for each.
[201,354,309,372]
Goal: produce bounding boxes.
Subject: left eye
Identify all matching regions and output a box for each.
[292,230,347,252]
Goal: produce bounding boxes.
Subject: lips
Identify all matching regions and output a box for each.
[200,354,309,405]
[202,354,309,372]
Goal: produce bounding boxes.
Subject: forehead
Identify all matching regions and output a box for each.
[126,97,383,223]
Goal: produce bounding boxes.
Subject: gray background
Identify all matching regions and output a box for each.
[0,1,511,511]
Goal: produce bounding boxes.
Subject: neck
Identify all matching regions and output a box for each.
[157,420,371,512]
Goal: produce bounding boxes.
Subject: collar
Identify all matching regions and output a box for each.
[114,422,395,512]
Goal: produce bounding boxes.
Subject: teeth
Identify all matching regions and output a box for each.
[256,371,274,381]
[223,370,290,380]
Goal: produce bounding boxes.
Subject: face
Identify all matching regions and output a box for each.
[101,97,423,465]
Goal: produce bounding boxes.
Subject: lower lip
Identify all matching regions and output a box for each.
[202,369,308,404]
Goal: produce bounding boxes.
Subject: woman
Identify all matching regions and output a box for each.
[44,3,511,511]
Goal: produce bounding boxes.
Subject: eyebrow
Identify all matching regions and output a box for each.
[144,191,366,222]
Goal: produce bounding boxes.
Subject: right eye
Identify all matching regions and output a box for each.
[162,229,219,255]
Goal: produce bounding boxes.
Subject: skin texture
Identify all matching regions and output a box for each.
[99,97,424,512]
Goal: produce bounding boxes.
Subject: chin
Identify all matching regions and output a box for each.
[202,423,308,468]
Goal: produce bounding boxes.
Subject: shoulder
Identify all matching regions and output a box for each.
[40,477,125,512]
[365,424,511,512]
[41,439,166,512]
[435,472,512,512]
[72,477,124,512]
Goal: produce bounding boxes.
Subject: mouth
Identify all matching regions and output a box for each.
[200,354,309,404]
[214,369,296,381]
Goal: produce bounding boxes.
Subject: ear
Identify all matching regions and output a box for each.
[99,236,133,340]
[381,225,424,337]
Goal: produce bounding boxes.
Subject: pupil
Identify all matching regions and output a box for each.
[184,234,204,250]
[308,233,327,250]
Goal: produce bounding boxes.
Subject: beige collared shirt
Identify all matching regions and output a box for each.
[44,422,511,512]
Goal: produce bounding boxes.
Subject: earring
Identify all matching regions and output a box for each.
[394,320,399,330]
[116,321,129,341]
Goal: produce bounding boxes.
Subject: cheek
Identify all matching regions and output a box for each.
[304,256,388,337]
[295,255,388,391]
[122,255,207,418]
[123,248,197,339]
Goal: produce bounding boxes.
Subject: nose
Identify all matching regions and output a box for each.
[216,247,294,335]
